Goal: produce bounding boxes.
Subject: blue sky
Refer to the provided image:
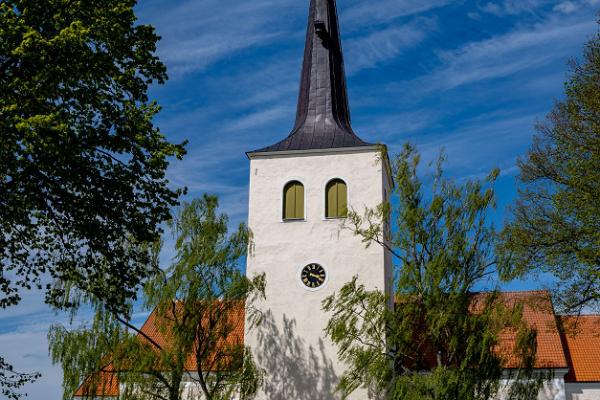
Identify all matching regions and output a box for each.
[1,0,599,399]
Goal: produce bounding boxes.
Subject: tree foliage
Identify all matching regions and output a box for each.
[0,0,186,313]
[1,2,184,394]
[498,23,600,312]
[323,145,541,400]
[0,357,41,400]
[49,196,265,400]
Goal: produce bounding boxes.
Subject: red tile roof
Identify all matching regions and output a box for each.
[138,301,246,371]
[74,292,600,397]
[560,315,600,382]
[399,291,568,370]
[74,302,245,397]
[73,367,119,397]
[489,291,567,369]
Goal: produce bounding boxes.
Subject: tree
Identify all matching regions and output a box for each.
[0,0,186,312]
[1,1,185,395]
[0,357,40,400]
[498,23,600,313]
[323,145,540,400]
[49,196,265,400]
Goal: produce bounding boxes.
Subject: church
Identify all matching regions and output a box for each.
[74,0,600,399]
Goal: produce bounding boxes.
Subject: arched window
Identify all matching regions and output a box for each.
[326,179,348,218]
[283,181,304,220]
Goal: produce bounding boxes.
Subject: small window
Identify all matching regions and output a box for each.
[283,181,304,220]
[326,179,348,218]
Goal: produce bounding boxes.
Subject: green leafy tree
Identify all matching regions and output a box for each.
[1,0,185,395]
[323,145,541,400]
[0,0,186,311]
[498,23,600,312]
[0,357,40,400]
[49,196,265,400]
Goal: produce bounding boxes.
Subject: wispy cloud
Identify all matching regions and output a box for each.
[141,0,302,77]
[417,111,540,168]
[143,0,451,78]
[554,1,579,13]
[345,18,435,73]
[479,0,552,16]
[160,32,282,77]
[0,319,64,399]
[480,0,598,16]
[341,0,452,28]
[413,15,595,93]
[221,105,291,133]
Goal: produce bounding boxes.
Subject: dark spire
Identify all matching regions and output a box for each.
[251,0,372,154]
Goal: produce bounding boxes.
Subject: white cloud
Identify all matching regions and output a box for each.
[221,105,291,133]
[160,32,283,77]
[481,2,503,15]
[415,15,595,92]
[142,0,450,77]
[141,0,302,77]
[0,320,63,400]
[417,112,542,173]
[345,19,434,73]
[554,1,579,13]
[480,0,551,16]
[481,0,598,15]
[355,108,442,141]
[341,0,451,28]
[467,11,483,20]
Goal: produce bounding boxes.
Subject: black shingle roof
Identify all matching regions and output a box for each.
[249,0,373,154]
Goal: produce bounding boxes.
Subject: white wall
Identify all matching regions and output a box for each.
[244,148,392,400]
[182,376,600,400]
[565,382,600,400]
[538,376,566,400]
[494,370,568,400]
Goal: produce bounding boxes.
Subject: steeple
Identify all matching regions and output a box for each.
[251,0,372,154]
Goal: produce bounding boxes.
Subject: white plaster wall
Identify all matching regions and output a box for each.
[565,383,600,400]
[181,381,203,400]
[113,379,237,400]
[494,370,567,400]
[244,149,392,400]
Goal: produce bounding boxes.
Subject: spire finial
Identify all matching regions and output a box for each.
[250,0,371,154]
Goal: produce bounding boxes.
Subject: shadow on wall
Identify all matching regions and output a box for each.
[257,311,339,400]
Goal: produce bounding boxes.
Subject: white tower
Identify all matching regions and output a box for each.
[244,1,392,398]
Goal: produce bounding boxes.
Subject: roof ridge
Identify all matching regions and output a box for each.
[484,290,551,294]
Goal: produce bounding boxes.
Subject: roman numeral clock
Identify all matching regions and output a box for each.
[300,263,327,289]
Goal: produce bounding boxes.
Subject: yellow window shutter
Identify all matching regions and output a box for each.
[327,181,337,218]
[284,183,295,219]
[295,183,304,219]
[326,179,347,218]
[338,180,348,217]
[284,181,304,220]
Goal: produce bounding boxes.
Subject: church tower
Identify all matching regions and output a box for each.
[244,0,392,398]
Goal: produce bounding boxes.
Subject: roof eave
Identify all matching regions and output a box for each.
[246,145,380,159]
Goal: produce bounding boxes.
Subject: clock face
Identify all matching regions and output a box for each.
[301,263,326,289]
